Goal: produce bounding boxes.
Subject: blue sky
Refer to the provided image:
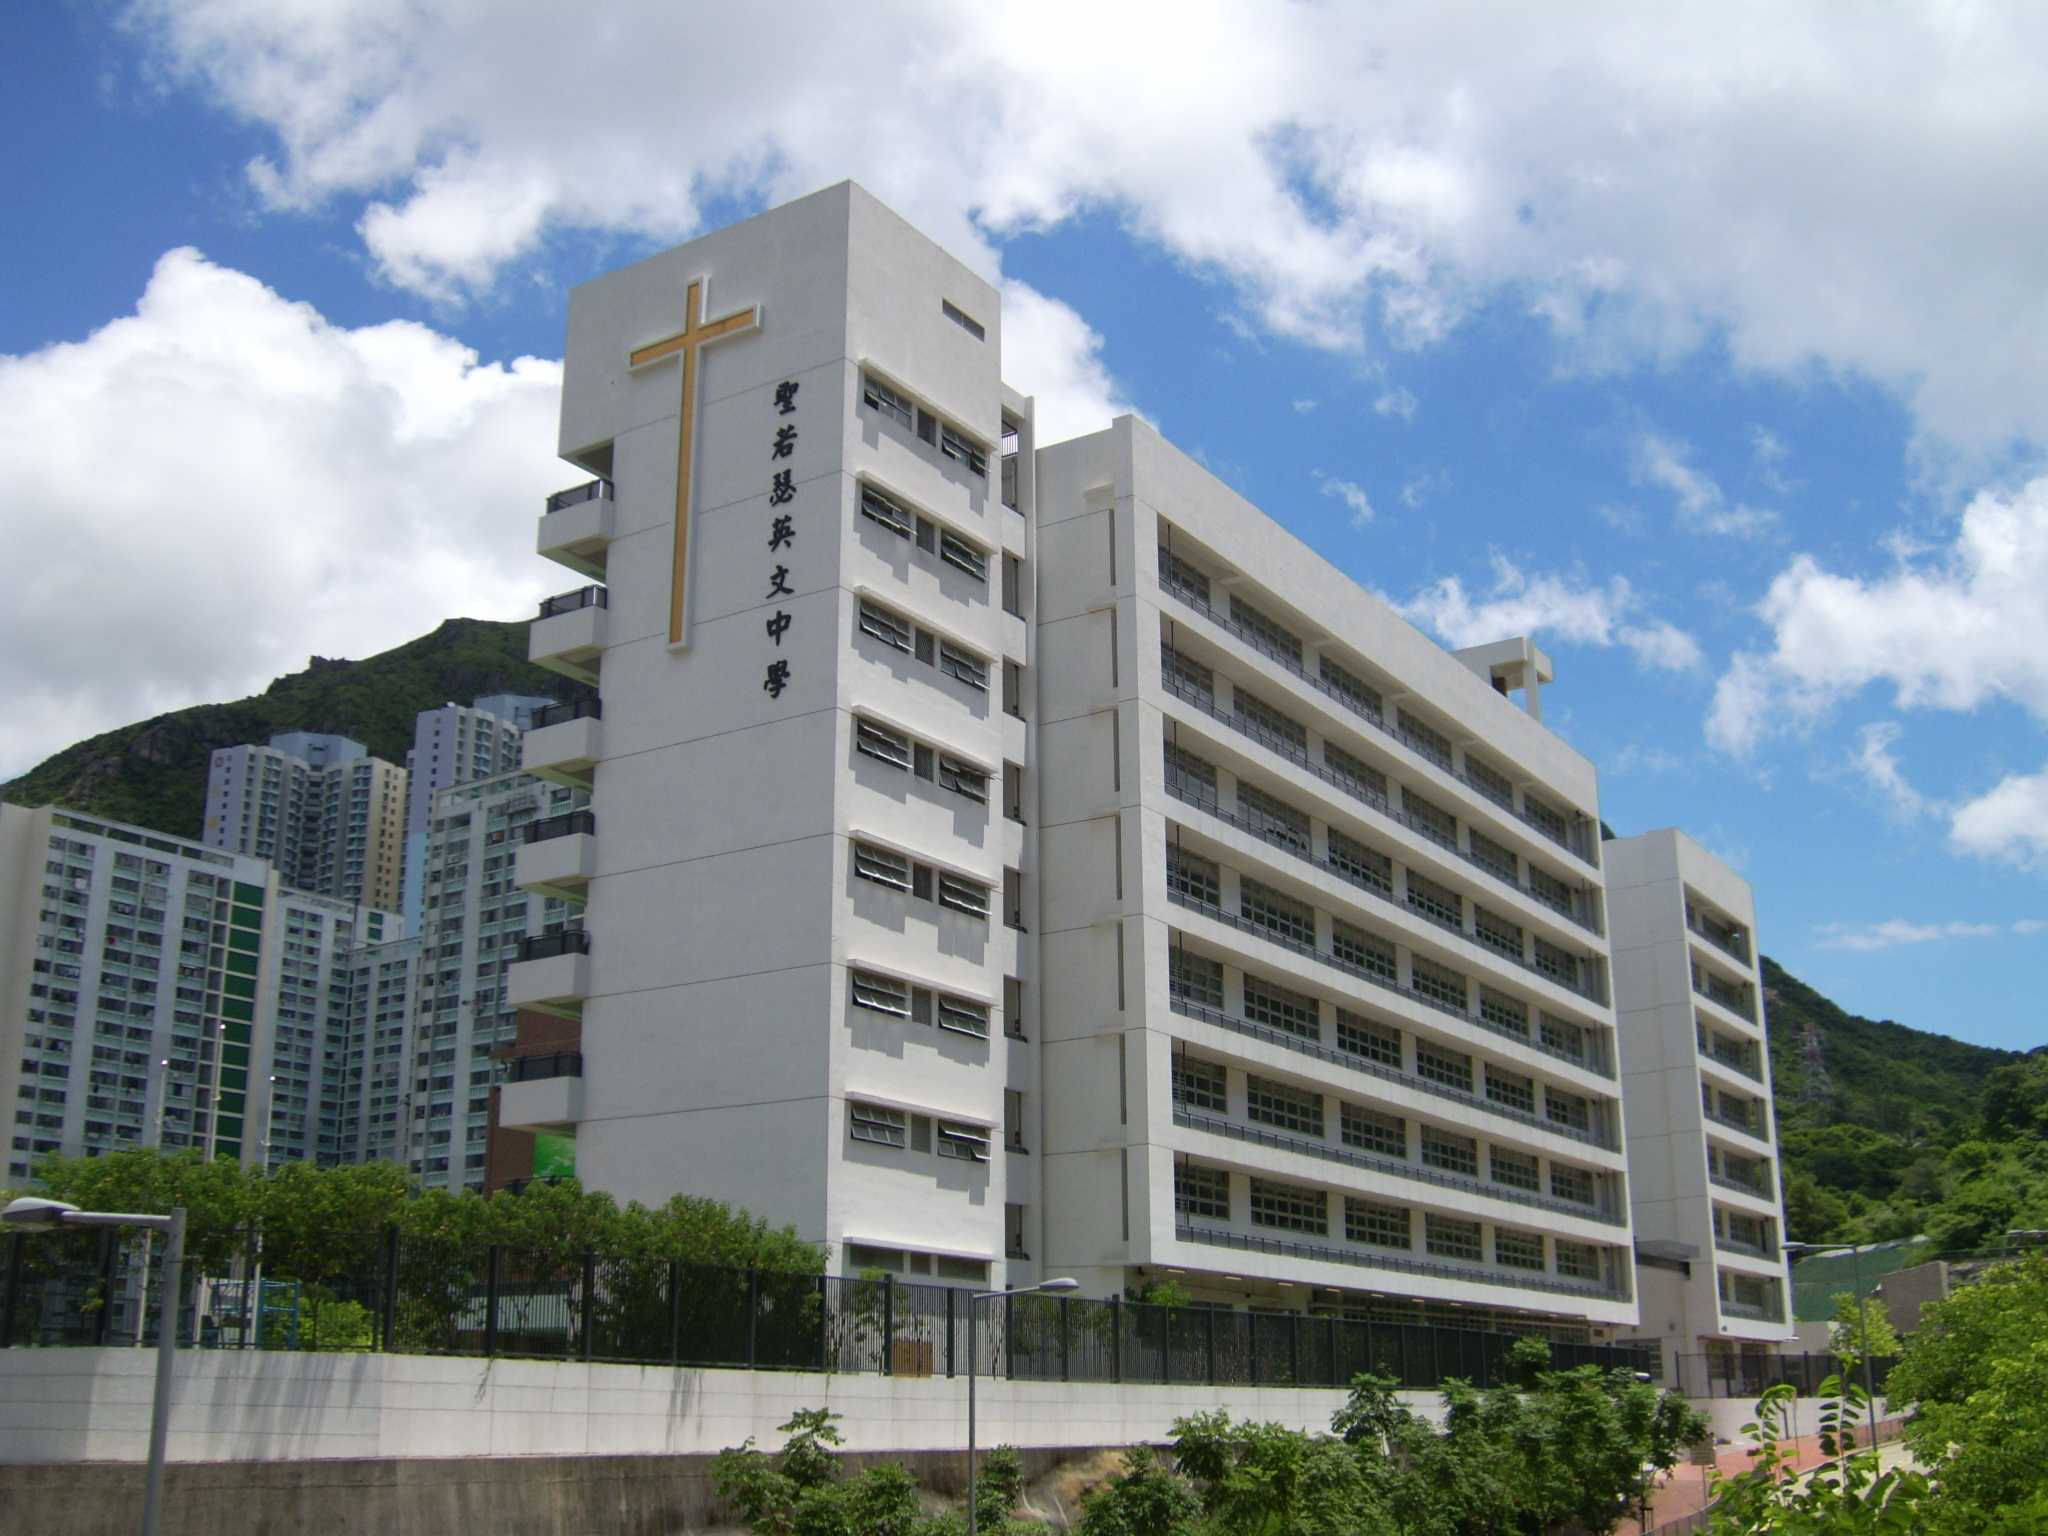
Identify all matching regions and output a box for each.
[8,3,2048,1051]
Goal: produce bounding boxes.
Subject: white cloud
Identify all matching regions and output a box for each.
[1372,386,1417,421]
[0,249,565,779]
[1292,398,1317,413]
[1710,475,2048,754]
[1853,721,1929,819]
[1949,764,2048,869]
[1816,917,2026,951]
[129,0,2048,454]
[995,280,1135,444]
[1400,556,1702,670]
[1317,475,1374,527]
[1630,429,1777,537]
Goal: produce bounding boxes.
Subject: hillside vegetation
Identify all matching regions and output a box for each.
[0,619,591,838]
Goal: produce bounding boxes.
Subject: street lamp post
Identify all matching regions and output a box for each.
[4,1197,187,1536]
[965,1277,1078,1536]
[1784,1240,1876,1436]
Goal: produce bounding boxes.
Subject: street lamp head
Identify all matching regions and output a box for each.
[1,1196,80,1232]
[1036,1277,1080,1294]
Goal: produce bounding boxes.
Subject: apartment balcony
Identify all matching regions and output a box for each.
[521,698,602,790]
[1692,961,1758,1024]
[529,586,609,685]
[513,811,596,902]
[505,929,591,1019]
[497,1051,583,1132]
[537,480,615,580]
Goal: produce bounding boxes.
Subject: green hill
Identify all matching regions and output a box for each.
[0,618,591,838]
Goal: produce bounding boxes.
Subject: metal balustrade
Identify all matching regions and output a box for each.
[505,1051,583,1083]
[522,810,597,844]
[532,697,602,728]
[538,585,608,619]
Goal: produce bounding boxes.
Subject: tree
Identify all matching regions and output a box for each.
[33,1147,254,1271]
[1074,1447,1201,1536]
[1826,1290,1901,1373]
[1171,1409,1390,1536]
[1883,1252,2048,1409]
[1706,1380,1928,1534]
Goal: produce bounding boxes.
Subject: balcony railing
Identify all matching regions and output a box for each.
[1710,1170,1774,1200]
[532,697,602,729]
[505,1051,583,1083]
[1704,1104,1770,1143]
[1714,1234,1774,1260]
[538,585,608,619]
[1688,909,1751,964]
[1703,1039,1761,1081]
[517,929,590,963]
[523,810,596,845]
[545,479,613,514]
[1694,968,1757,1022]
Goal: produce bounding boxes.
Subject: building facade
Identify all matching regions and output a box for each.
[204,734,407,913]
[1607,828,1796,1372]
[399,697,553,927]
[515,181,1639,1335]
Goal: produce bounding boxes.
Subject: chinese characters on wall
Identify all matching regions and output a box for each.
[763,379,800,699]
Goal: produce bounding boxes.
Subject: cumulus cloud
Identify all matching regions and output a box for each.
[1372,386,1418,421]
[1816,917,2039,951]
[1400,556,1702,671]
[1709,476,2048,755]
[1630,429,1776,537]
[1949,766,2048,869]
[995,280,1134,444]
[128,0,2048,453]
[1317,475,1375,527]
[1853,721,1930,819]
[0,249,565,779]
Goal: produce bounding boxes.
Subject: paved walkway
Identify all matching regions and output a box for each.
[1615,1419,1909,1536]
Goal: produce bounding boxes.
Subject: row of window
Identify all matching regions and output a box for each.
[852,841,991,919]
[849,1102,990,1161]
[858,598,990,691]
[859,484,989,581]
[861,374,988,478]
[849,969,991,1038]
[855,718,988,802]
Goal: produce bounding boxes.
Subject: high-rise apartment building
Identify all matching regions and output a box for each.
[1607,830,1795,1373]
[331,934,420,1168]
[511,182,1637,1336]
[399,697,553,926]
[204,734,407,912]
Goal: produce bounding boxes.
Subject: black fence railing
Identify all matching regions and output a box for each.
[1670,1351,1895,1399]
[532,697,602,729]
[0,1234,1662,1389]
[538,585,607,619]
[505,1051,582,1083]
[517,928,590,962]
[523,810,596,844]
[545,479,613,514]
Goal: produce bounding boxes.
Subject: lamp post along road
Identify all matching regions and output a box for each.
[4,1197,187,1536]
[966,1278,1078,1536]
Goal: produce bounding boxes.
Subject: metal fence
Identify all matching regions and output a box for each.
[1669,1351,1894,1399]
[0,1229,1663,1390]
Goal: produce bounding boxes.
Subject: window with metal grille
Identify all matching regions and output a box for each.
[1325,830,1392,895]
[936,996,990,1038]
[1495,1228,1546,1271]
[1485,1065,1535,1114]
[1241,878,1314,945]
[1464,754,1516,811]
[1490,1146,1540,1191]
[1528,864,1575,917]
[1320,657,1383,721]
[939,529,988,581]
[1550,1163,1596,1206]
[1555,1241,1601,1280]
[851,970,911,1016]
[1409,957,1468,1011]
[1474,908,1524,962]
[1234,690,1307,753]
[1161,645,1215,706]
[858,599,913,653]
[1158,547,1212,607]
[856,718,913,769]
[1468,829,1518,882]
[1534,1088,1588,1138]
[936,872,989,918]
[1396,709,1454,769]
[1336,1009,1401,1068]
[853,842,913,891]
[1532,939,1580,989]
[850,1102,907,1147]
[1540,1012,1588,1063]
[938,640,988,691]
[861,374,913,429]
[1170,949,1225,1009]
[1523,796,1570,844]
[937,1120,990,1160]
[1168,846,1221,908]
[1414,1039,1473,1093]
[1173,1054,1228,1112]
[1405,870,1464,929]
[1402,791,1459,847]
[938,756,988,802]
[1243,974,1319,1039]
[1176,1161,1230,1219]
[1424,1214,1482,1262]
[1229,595,1303,666]
[1246,1074,1323,1136]
[1331,921,1397,982]
[1250,1177,1327,1234]
[1479,988,1530,1036]
[859,482,913,536]
[1237,783,1310,853]
[1165,743,1219,808]
[1341,1103,1406,1158]
[1346,1199,1410,1248]
[1420,1126,1478,1176]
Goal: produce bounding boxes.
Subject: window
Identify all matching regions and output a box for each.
[1331,921,1397,982]
[862,373,913,429]
[1161,644,1215,706]
[1240,878,1314,946]
[1485,1065,1535,1114]
[1325,830,1392,895]
[1402,791,1458,847]
[1229,595,1303,666]
[1176,1161,1230,1220]
[1341,1103,1406,1159]
[1405,871,1464,929]
[1347,1199,1409,1249]
[1474,908,1523,961]
[851,1102,907,1148]
[1533,939,1581,990]
[937,1121,990,1161]
[1409,957,1468,1012]
[1004,1090,1026,1150]
[939,640,988,691]
[1002,658,1024,715]
[1004,975,1025,1039]
[1420,1126,1478,1176]
[1468,829,1518,883]
[938,756,988,802]
[1414,1039,1473,1093]
[1170,949,1225,1010]
[1164,743,1218,808]
[1246,1074,1323,1136]
[939,425,988,477]
[853,843,913,891]
[1237,784,1310,853]
[1540,1013,1588,1064]
[860,483,913,536]
[936,996,990,1038]
[1006,1202,1029,1258]
[1173,1053,1229,1112]
[915,744,935,779]
[1002,553,1025,617]
[1544,1086,1591,1134]
[1528,865,1575,918]
[1490,1146,1540,1191]
[1336,1009,1401,1068]
[1249,1177,1327,1235]
[1556,1241,1601,1281]
[1243,974,1319,1040]
[1551,1163,1596,1206]
[940,529,988,581]
[1424,1214,1482,1262]
[851,970,912,1016]
[1003,762,1025,822]
[938,872,990,919]
[1396,709,1454,770]
[916,407,938,445]
[858,598,913,653]
[1495,1228,1546,1271]
[1167,846,1221,907]
[1002,867,1024,929]
[1479,988,1530,1037]
[856,718,913,769]
[916,629,936,664]
[1158,546,1211,606]
[1233,690,1307,754]
[942,299,986,340]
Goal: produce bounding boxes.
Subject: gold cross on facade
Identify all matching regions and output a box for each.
[629,279,761,645]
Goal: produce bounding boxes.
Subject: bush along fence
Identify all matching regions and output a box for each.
[0,1228,1664,1391]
